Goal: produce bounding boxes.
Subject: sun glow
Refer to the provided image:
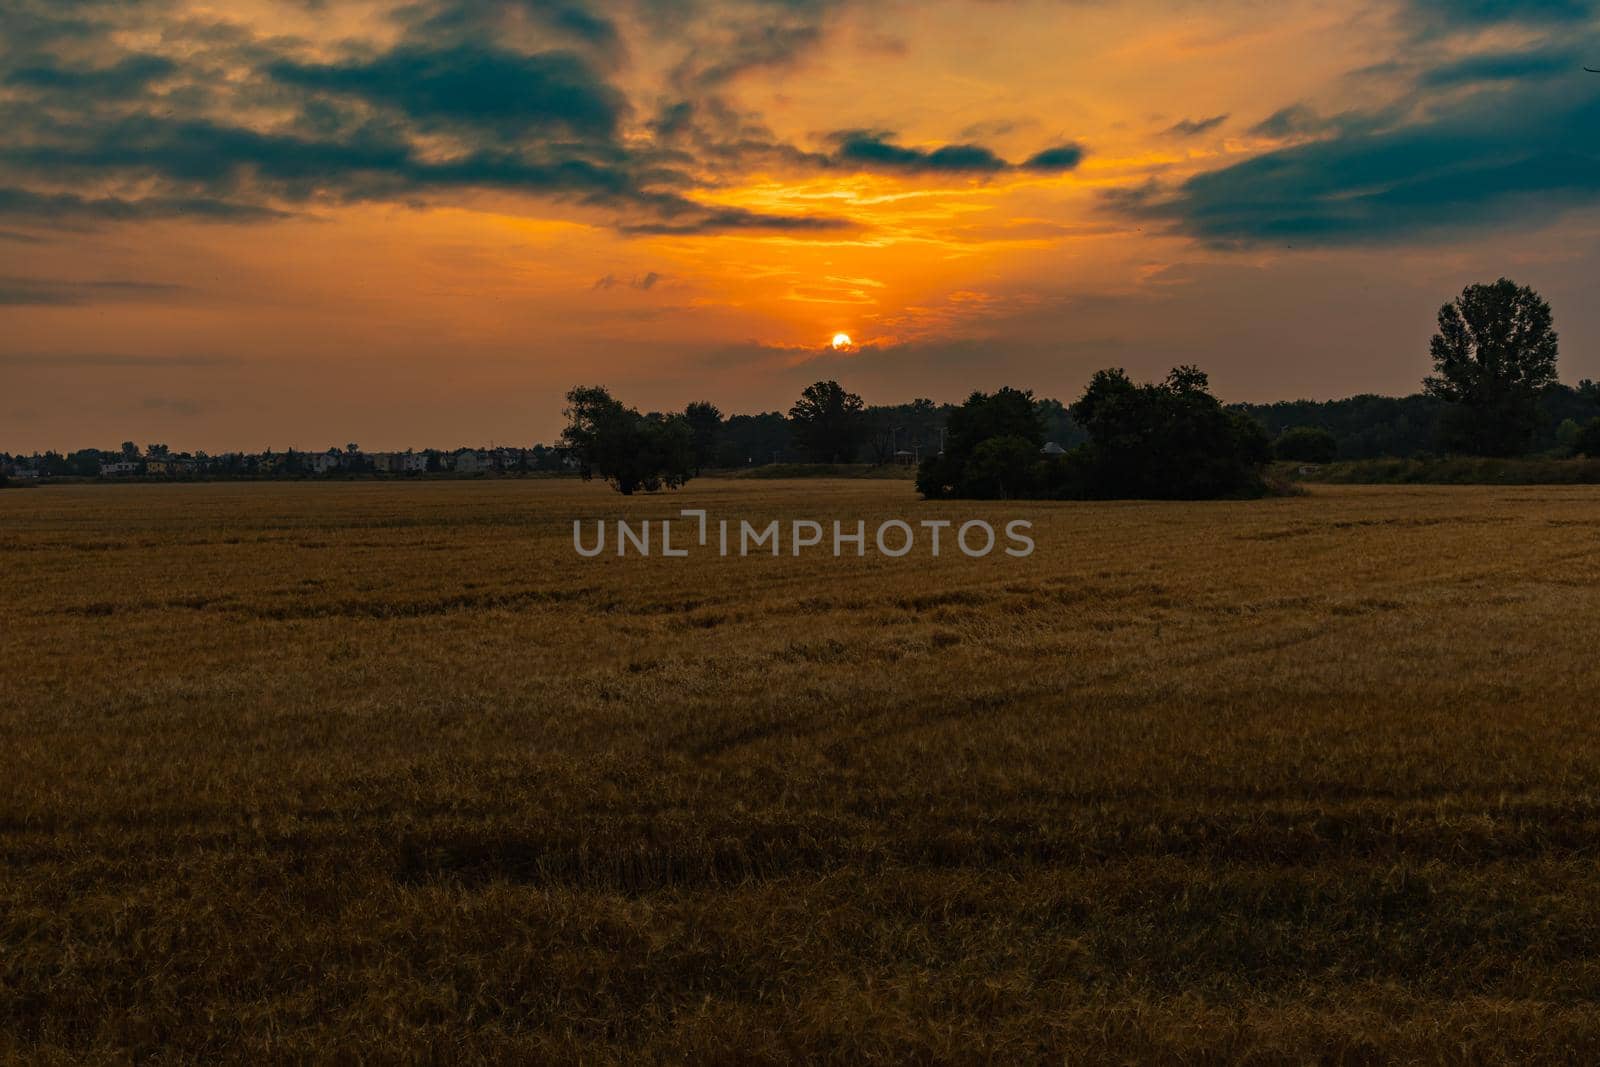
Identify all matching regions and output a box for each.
[831,332,853,350]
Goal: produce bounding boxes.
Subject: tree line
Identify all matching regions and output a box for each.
[559,279,1598,499]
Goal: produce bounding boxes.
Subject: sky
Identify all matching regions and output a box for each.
[3,0,1599,452]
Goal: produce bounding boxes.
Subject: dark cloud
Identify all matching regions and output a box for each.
[268,44,627,140]
[1164,114,1229,137]
[1421,47,1578,86]
[1115,80,1600,245]
[620,208,856,236]
[5,53,177,95]
[1022,144,1086,171]
[1405,0,1593,33]
[399,0,623,56]
[0,186,291,225]
[0,6,853,237]
[827,131,1008,173]
[822,132,1085,175]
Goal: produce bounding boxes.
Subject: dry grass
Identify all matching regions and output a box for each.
[4,479,1600,1062]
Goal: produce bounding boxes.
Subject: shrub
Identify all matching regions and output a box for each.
[1574,418,1600,459]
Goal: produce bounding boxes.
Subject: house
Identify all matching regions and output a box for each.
[307,450,343,474]
[453,450,488,474]
[398,451,430,473]
[368,452,398,473]
[100,460,140,477]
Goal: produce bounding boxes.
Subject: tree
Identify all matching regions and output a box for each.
[683,401,723,474]
[1424,278,1559,456]
[120,441,139,459]
[1273,426,1337,463]
[916,388,1044,499]
[788,380,865,462]
[560,385,694,494]
[1065,366,1269,500]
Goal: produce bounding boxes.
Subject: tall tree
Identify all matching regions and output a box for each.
[788,380,865,463]
[1424,278,1559,456]
[683,401,723,474]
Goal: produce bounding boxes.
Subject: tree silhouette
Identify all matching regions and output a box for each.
[683,401,723,475]
[1424,278,1559,456]
[561,386,693,494]
[788,380,865,463]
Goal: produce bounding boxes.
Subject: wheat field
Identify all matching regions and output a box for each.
[4,478,1600,1062]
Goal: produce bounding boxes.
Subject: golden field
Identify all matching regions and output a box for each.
[4,478,1600,1062]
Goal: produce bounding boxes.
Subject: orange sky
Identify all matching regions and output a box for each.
[3,0,1599,451]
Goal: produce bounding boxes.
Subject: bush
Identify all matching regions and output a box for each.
[1274,426,1337,464]
[1574,418,1600,459]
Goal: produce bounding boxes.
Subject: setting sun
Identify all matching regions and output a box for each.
[831,333,853,350]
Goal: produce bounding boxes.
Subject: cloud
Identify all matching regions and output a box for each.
[620,208,856,236]
[822,132,1086,175]
[0,10,849,237]
[678,23,825,88]
[4,54,177,95]
[399,0,624,57]
[0,186,291,225]
[827,131,1008,173]
[1404,0,1594,33]
[1022,144,1086,171]
[268,44,628,141]
[1164,114,1229,137]
[0,276,190,306]
[1114,78,1600,245]
[1420,47,1577,86]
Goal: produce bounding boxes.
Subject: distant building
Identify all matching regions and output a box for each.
[398,451,429,473]
[307,451,342,474]
[100,460,140,477]
[144,455,196,476]
[453,450,488,474]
